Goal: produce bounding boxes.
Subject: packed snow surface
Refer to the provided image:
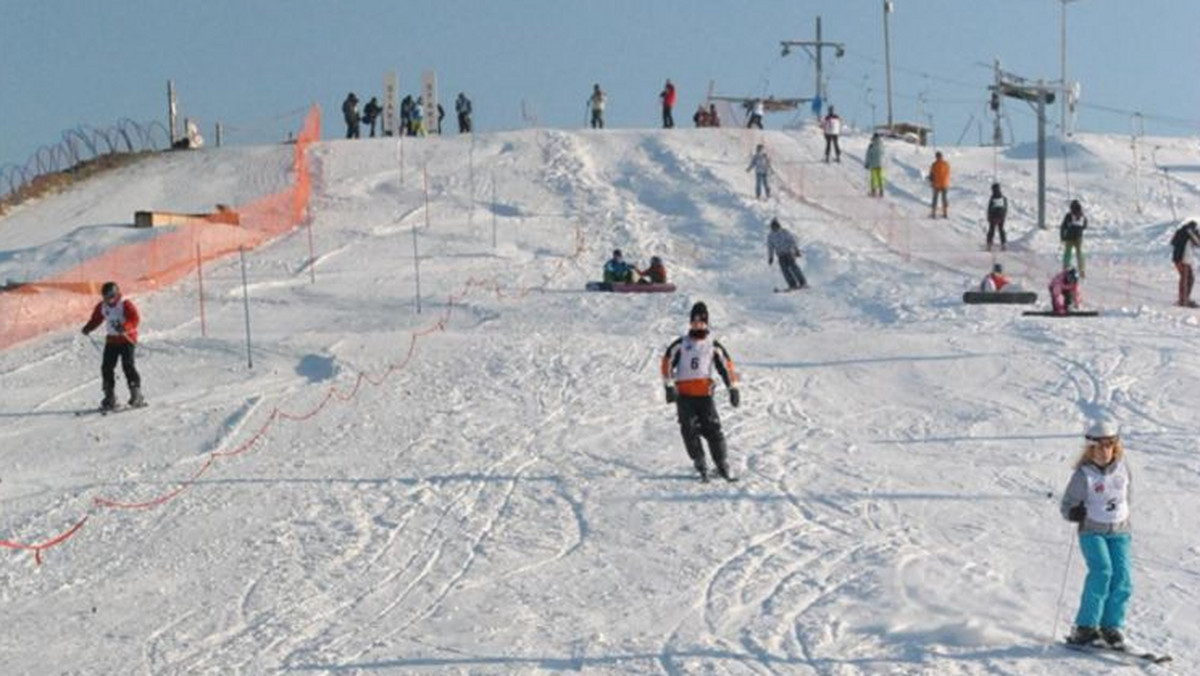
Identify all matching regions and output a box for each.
[2,126,1198,674]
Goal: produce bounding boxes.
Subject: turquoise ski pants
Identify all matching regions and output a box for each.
[1075,532,1132,629]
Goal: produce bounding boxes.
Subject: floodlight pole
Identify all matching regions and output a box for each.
[780,16,844,115]
[1059,0,1085,137]
[883,1,895,128]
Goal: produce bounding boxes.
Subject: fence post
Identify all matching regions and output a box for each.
[195,243,207,337]
[239,247,253,368]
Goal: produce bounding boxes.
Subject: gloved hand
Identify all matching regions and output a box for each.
[664,385,677,404]
[81,327,90,335]
[1067,505,1087,523]
[729,388,740,408]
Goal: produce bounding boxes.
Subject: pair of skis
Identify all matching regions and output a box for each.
[1062,639,1172,665]
[74,402,148,417]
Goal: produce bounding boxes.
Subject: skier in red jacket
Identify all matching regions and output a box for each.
[81,281,145,410]
[660,79,677,129]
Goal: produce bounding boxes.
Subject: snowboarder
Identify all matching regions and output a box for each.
[602,249,635,284]
[661,302,740,482]
[986,183,1008,251]
[588,84,606,129]
[455,92,473,133]
[767,218,807,290]
[746,99,764,129]
[636,256,668,284]
[342,92,360,139]
[821,106,842,163]
[362,97,382,138]
[979,263,1011,293]
[1049,268,1082,315]
[746,143,773,201]
[693,105,709,128]
[437,103,445,135]
[864,133,885,198]
[1061,420,1132,650]
[660,79,676,129]
[1169,219,1199,307]
[708,103,720,128]
[1060,200,1088,277]
[81,282,144,410]
[928,151,950,218]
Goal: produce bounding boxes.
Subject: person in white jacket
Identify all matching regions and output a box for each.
[1060,420,1134,649]
[822,107,842,163]
[746,144,772,200]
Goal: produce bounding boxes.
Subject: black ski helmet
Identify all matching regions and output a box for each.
[689,301,709,324]
[101,281,119,299]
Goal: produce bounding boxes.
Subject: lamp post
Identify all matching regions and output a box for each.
[883,0,895,129]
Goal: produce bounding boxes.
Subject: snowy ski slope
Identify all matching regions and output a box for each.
[1,125,1198,675]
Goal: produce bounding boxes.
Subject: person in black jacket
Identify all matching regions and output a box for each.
[986,183,1008,251]
[342,92,360,139]
[362,97,382,138]
[1060,199,1088,277]
[455,92,473,133]
[1171,219,1200,307]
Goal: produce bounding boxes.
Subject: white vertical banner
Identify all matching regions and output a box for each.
[382,71,398,137]
[421,70,439,135]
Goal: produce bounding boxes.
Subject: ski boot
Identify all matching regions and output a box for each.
[1067,626,1101,646]
[100,388,118,411]
[1100,627,1126,650]
[715,465,738,483]
[128,385,145,408]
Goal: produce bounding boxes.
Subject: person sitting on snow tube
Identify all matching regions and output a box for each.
[637,256,668,284]
[603,249,635,284]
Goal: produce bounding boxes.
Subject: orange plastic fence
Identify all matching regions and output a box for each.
[0,105,321,351]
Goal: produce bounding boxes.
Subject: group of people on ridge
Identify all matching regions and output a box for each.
[341,91,473,138]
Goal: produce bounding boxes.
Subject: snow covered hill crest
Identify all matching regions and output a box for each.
[1,126,1198,674]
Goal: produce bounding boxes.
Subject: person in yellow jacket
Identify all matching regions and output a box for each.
[661,302,740,482]
[929,151,951,218]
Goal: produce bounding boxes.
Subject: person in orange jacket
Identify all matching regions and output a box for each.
[81,281,145,410]
[637,256,668,284]
[929,151,951,218]
[660,79,677,129]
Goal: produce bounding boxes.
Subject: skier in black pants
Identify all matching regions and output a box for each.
[661,302,740,482]
[81,281,145,410]
[986,182,1008,251]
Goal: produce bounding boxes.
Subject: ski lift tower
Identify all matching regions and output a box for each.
[780,16,844,116]
[990,66,1057,229]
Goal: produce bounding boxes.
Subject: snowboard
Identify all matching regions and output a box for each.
[586,281,676,293]
[1022,310,1100,317]
[963,291,1037,304]
[1062,640,1172,665]
[774,285,808,293]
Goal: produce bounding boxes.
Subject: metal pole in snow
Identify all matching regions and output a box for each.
[492,171,498,250]
[306,214,317,284]
[195,243,207,338]
[239,247,253,368]
[468,134,476,232]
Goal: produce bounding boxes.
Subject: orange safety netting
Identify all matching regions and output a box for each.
[0,105,321,351]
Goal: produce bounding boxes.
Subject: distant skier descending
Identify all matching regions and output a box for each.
[746,143,773,201]
[661,302,740,482]
[1169,219,1199,307]
[767,218,807,291]
[864,132,885,198]
[1060,421,1133,651]
[81,281,145,411]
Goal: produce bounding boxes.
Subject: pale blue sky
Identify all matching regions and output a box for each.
[2,0,1197,169]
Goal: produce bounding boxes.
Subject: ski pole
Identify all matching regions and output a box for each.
[1050,528,1077,643]
[86,333,103,355]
